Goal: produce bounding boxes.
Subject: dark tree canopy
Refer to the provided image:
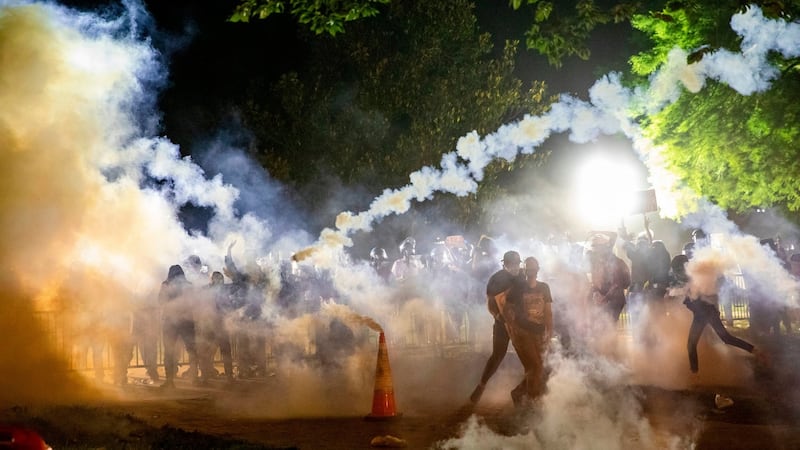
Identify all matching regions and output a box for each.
[509,0,644,67]
[229,0,390,35]
[225,0,800,226]
[228,0,649,67]
[234,0,551,232]
[630,0,800,213]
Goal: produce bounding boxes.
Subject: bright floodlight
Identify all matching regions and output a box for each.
[573,155,639,229]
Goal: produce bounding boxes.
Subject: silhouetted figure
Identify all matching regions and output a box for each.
[468,235,494,306]
[428,238,470,343]
[132,294,160,383]
[645,240,672,301]
[503,257,553,407]
[391,237,424,283]
[683,258,760,374]
[159,264,198,389]
[668,254,690,293]
[469,250,522,404]
[620,232,651,315]
[196,271,235,384]
[225,243,269,378]
[369,247,393,281]
[587,233,630,324]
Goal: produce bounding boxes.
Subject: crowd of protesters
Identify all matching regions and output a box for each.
[135,246,277,388]
[464,227,799,409]
[63,227,799,396]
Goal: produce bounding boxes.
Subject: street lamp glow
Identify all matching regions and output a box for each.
[573,155,639,229]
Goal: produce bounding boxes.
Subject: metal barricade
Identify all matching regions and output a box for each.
[34,280,754,372]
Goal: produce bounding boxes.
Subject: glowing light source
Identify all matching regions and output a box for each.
[573,154,640,228]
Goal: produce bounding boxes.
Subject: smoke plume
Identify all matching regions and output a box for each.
[0,0,300,402]
[297,6,800,265]
[2,2,798,448]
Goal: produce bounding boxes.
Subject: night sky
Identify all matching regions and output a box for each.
[61,0,631,154]
[49,0,652,251]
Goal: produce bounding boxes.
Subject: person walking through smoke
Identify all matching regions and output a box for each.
[683,257,765,376]
[503,256,553,407]
[158,264,199,389]
[468,250,523,404]
[684,228,735,325]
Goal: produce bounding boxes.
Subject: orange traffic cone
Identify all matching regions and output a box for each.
[365,332,401,420]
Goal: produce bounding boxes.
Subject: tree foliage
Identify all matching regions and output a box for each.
[509,0,644,67]
[631,0,800,212]
[229,0,389,35]
[236,0,551,231]
[227,0,650,67]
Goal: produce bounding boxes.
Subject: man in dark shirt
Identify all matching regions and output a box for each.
[468,250,522,404]
[503,257,553,406]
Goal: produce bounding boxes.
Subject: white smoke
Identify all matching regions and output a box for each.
[439,348,693,450]
[299,6,800,267]
[366,5,798,449]
[3,1,797,445]
[0,0,321,402]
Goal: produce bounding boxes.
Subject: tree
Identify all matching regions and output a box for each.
[229,0,389,36]
[509,0,645,67]
[630,1,800,212]
[235,0,551,232]
[228,0,655,68]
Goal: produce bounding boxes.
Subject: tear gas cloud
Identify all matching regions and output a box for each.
[440,350,695,450]
[1,1,799,447]
[302,6,800,264]
[339,5,798,448]
[307,5,800,308]
[0,0,311,402]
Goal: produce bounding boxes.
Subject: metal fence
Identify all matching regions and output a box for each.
[34,277,753,373]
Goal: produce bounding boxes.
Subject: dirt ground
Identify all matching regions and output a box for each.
[4,338,800,450]
[1,351,503,449]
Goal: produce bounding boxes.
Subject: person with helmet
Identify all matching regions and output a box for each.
[429,238,471,344]
[468,250,523,404]
[692,228,708,245]
[453,240,474,271]
[470,235,499,306]
[391,237,424,282]
[389,237,426,345]
[682,229,708,261]
[472,236,498,281]
[428,239,456,273]
[369,247,392,281]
